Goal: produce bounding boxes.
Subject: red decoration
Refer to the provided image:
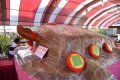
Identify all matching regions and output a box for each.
[27,40,33,46]
[29,46,36,53]
[103,42,112,53]
[66,52,85,72]
[31,31,37,41]
[88,44,100,59]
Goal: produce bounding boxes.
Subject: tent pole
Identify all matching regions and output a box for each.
[3,25,7,45]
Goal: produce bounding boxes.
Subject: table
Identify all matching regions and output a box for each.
[14,57,37,80]
[0,58,18,80]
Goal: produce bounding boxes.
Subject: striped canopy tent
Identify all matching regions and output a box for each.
[0,0,120,29]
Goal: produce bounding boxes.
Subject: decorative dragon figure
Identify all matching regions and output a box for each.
[17,25,120,80]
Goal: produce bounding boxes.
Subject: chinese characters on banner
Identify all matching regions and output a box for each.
[34,46,48,59]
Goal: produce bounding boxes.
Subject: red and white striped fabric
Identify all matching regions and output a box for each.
[108,19,120,28]
[101,16,120,29]
[0,0,118,28]
[91,9,119,28]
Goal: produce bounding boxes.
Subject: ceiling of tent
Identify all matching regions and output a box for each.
[0,0,120,29]
[113,20,120,26]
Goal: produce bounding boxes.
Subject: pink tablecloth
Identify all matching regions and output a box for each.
[107,60,120,80]
[14,58,38,80]
[0,58,18,80]
[14,57,120,80]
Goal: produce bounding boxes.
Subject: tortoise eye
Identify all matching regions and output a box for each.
[25,28,31,32]
[26,29,29,32]
[25,28,28,31]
